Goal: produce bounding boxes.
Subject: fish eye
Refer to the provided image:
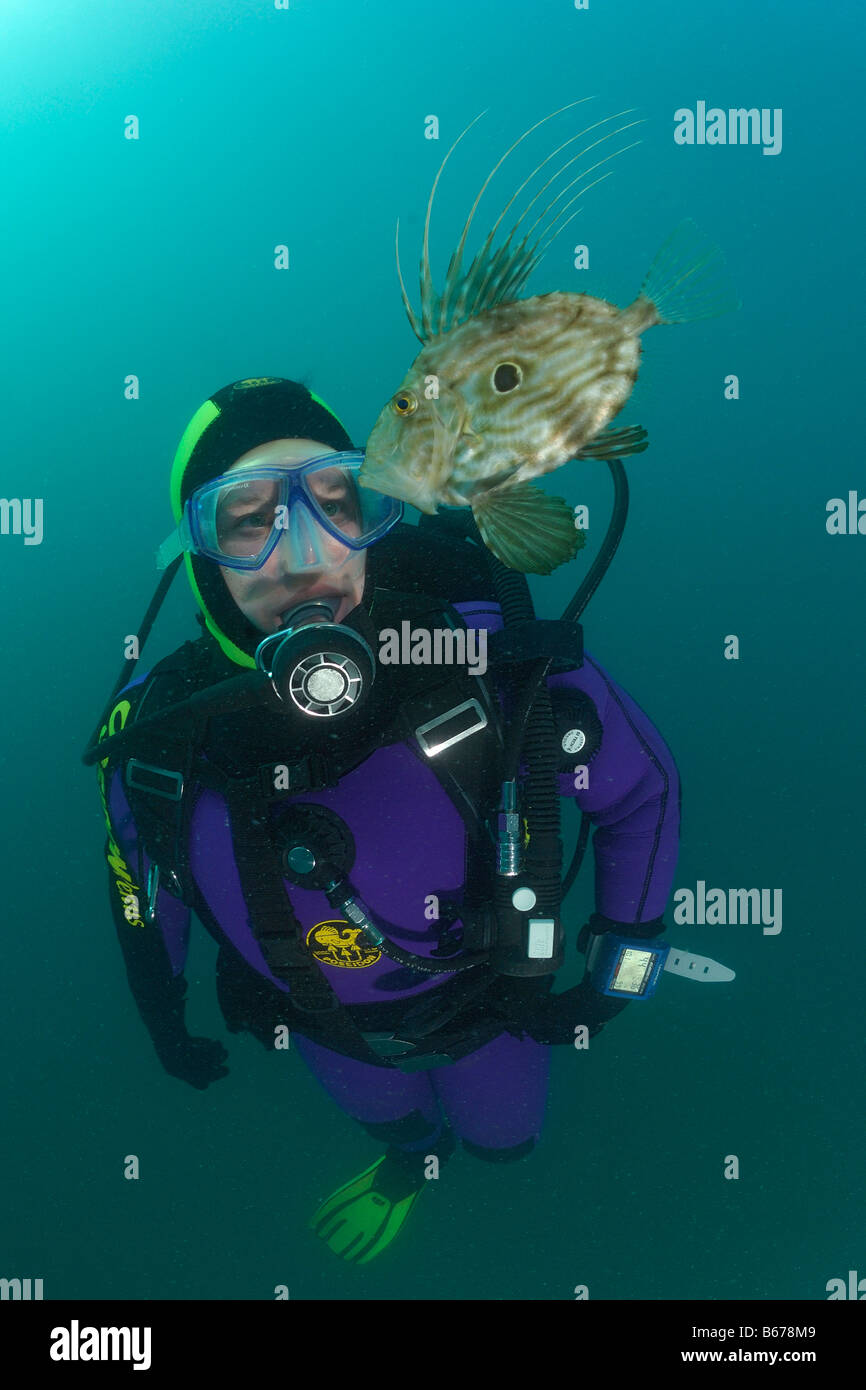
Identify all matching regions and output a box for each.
[391,390,418,417]
[492,362,522,393]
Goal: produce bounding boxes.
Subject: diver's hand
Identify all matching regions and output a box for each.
[521,985,607,1046]
[155,1035,229,1089]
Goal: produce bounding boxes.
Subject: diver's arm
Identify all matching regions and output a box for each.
[102,770,228,1088]
[551,652,681,925]
[517,654,681,1043]
[452,598,680,1037]
[107,872,188,1047]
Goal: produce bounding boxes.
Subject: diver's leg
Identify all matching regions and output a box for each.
[292,1032,441,1136]
[294,1034,454,1263]
[432,1031,551,1160]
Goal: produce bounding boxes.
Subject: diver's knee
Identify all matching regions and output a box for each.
[463,1135,537,1163]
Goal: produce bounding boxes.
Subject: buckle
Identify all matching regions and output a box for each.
[145,863,160,925]
[392,1051,454,1071]
[361,1032,457,1069]
[361,1031,418,1058]
[144,862,185,918]
[415,699,487,757]
[126,760,184,801]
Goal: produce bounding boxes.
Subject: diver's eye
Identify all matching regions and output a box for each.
[227,510,271,532]
[492,362,522,393]
[391,391,418,417]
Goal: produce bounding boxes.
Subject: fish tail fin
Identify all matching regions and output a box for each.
[471,482,584,574]
[636,218,739,326]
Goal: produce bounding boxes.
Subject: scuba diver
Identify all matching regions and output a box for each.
[85,375,707,1267]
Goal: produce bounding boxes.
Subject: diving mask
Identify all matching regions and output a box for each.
[156,450,403,574]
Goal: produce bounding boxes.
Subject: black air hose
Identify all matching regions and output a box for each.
[485,557,562,921]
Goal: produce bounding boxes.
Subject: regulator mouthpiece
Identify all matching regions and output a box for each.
[255,600,374,719]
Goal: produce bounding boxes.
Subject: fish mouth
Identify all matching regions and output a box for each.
[357,423,398,488]
[357,456,396,497]
[361,390,465,513]
[360,451,439,515]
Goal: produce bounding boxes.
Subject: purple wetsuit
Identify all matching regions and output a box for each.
[106,600,680,1156]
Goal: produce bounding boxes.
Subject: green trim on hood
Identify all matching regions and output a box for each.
[182,554,256,669]
[169,397,254,666]
[308,389,345,425]
[170,398,220,523]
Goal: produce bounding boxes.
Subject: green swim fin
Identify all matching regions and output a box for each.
[310,1148,427,1265]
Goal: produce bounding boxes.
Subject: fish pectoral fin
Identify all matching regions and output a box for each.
[577,423,649,460]
[471,482,584,574]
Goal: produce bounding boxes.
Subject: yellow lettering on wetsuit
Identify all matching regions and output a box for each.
[95,698,144,927]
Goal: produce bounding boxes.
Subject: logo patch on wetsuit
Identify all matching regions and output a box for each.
[306,919,381,969]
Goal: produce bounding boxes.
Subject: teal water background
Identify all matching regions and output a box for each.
[1,0,863,1300]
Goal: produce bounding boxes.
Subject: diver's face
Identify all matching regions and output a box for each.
[220,438,367,633]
